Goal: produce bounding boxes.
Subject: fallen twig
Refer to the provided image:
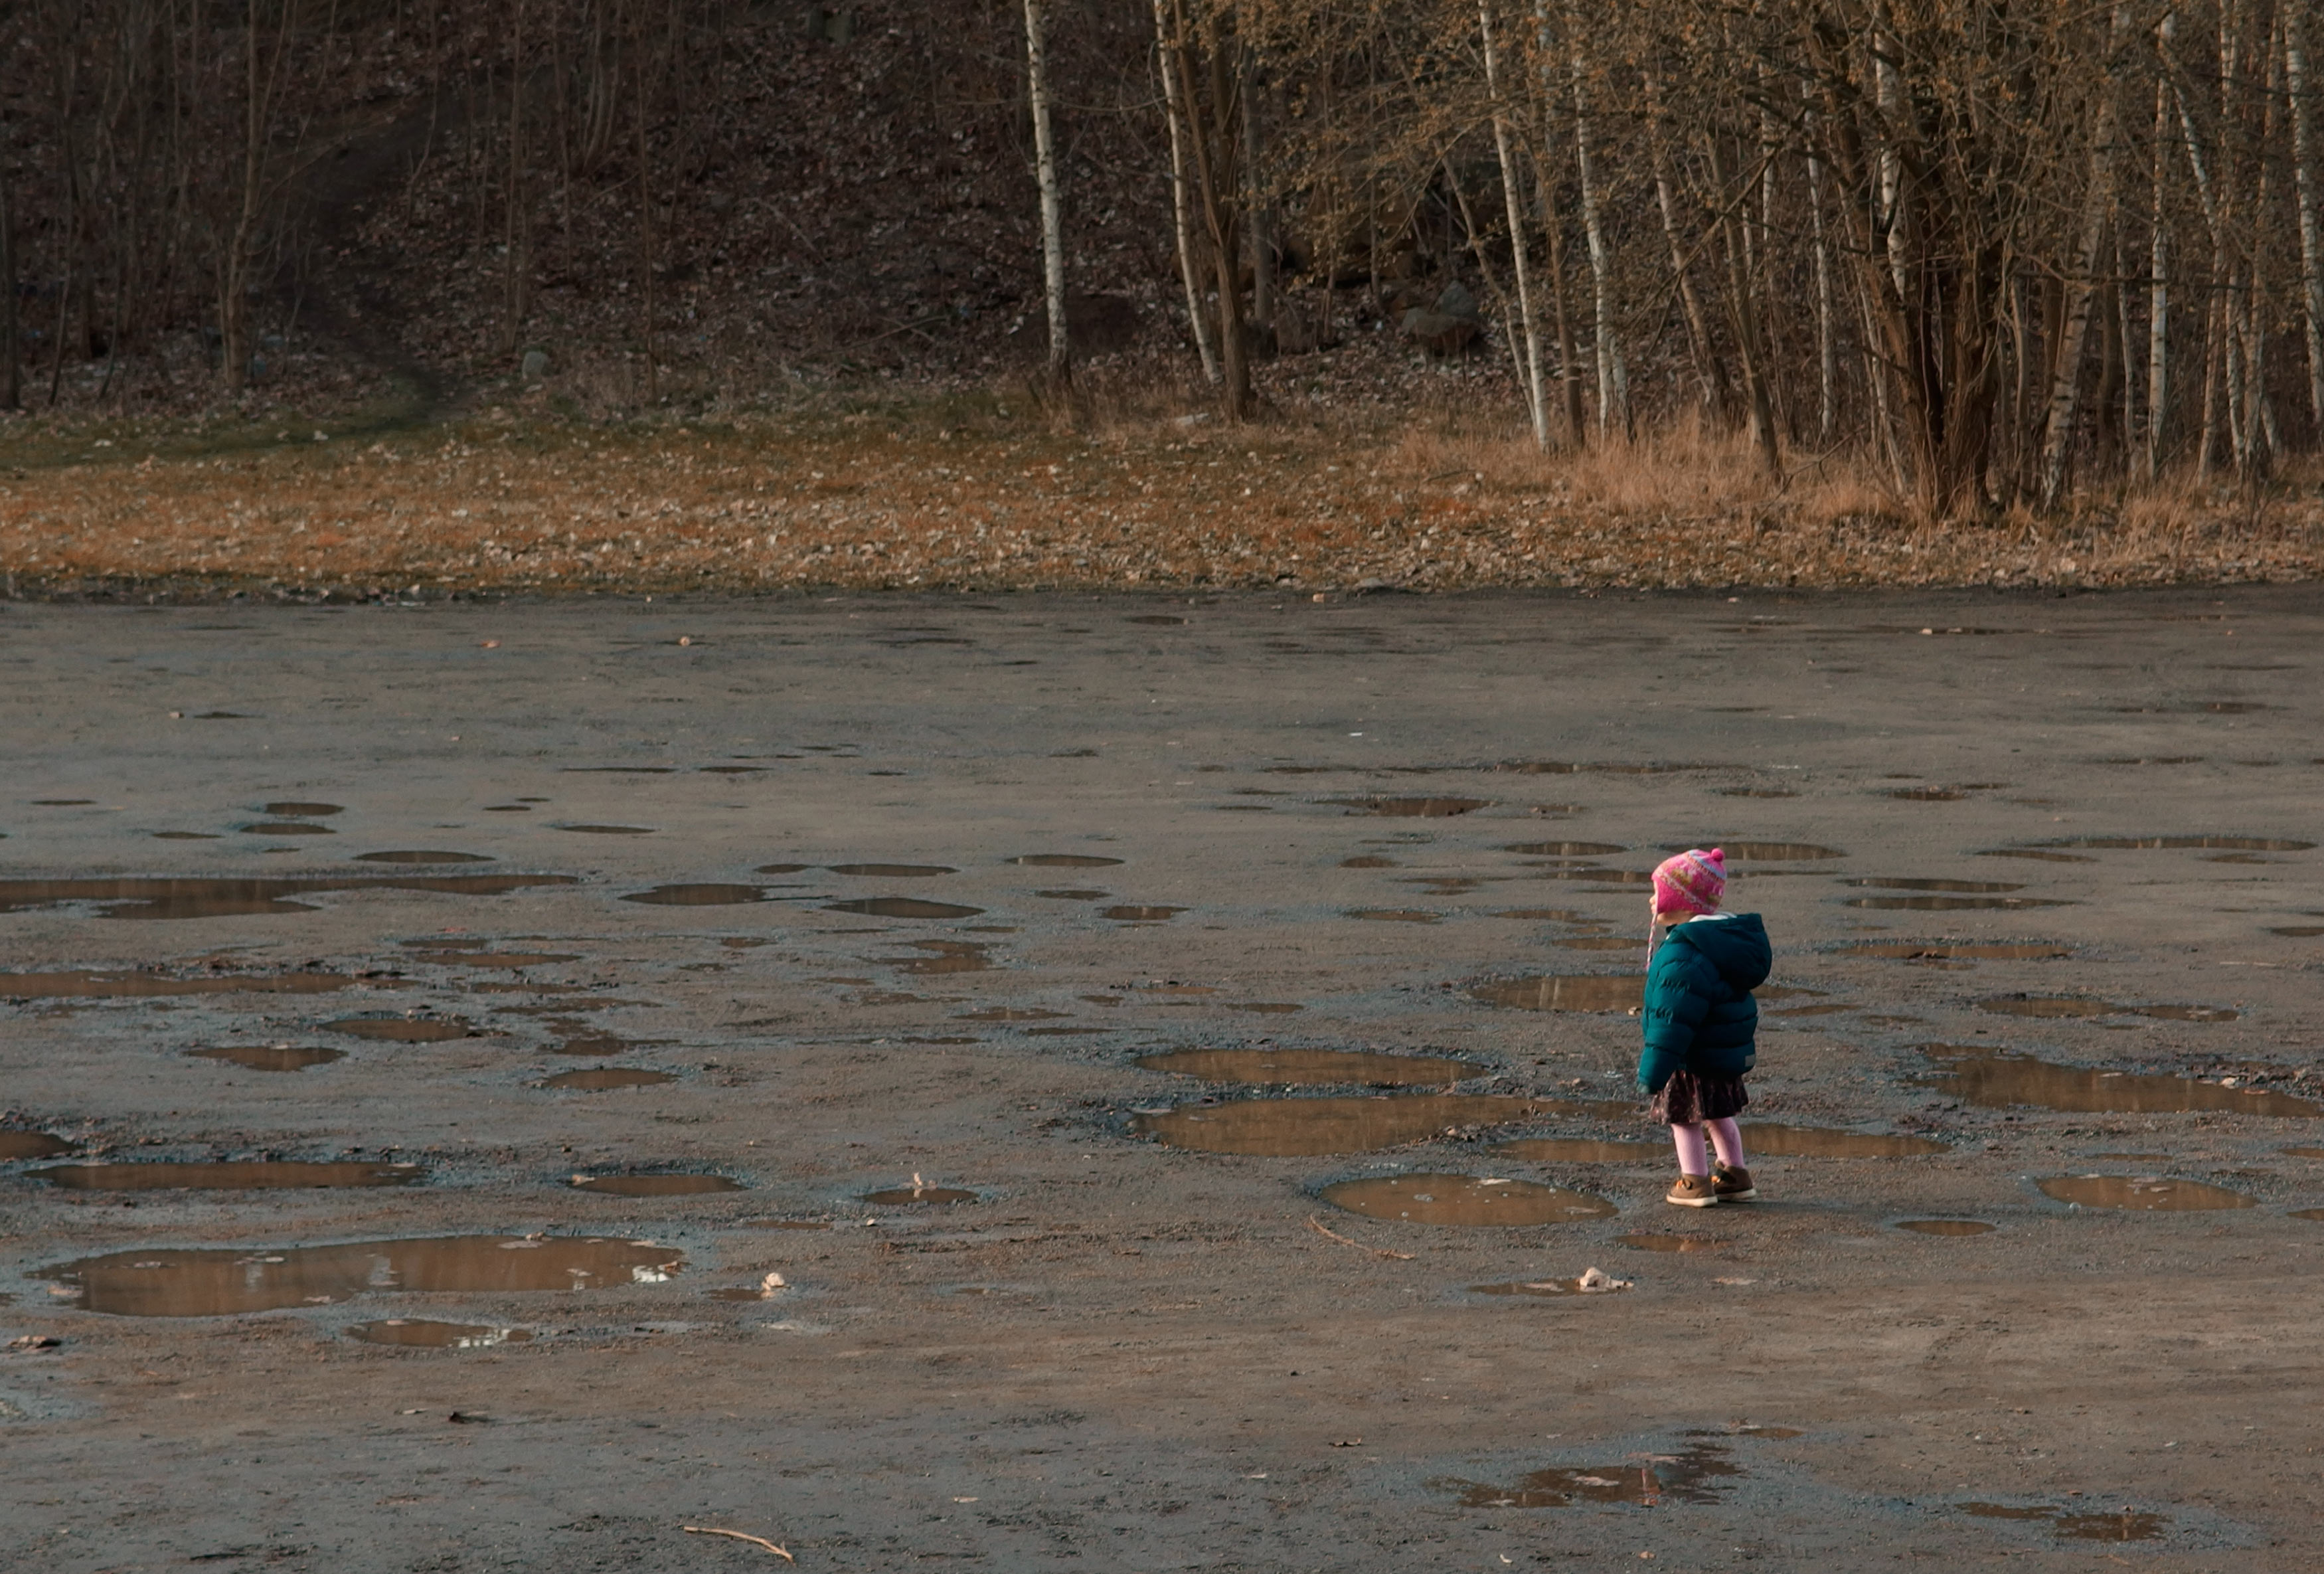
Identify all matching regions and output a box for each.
[1305,1213,1414,1260]
[683,1526,795,1561]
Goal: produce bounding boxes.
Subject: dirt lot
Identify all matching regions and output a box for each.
[3,587,2322,1571]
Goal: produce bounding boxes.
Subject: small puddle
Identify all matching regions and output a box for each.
[1009,854,1125,867]
[1959,1502,2169,1541]
[1552,936,1637,952]
[1618,1233,1720,1253]
[1104,905,1185,921]
[1326,796,1493,817]
[861,1185,979,1205]
[1493,1138,1664,1162]
[884,940,995,975]
[325,1016,473,1041]
[353,851,495,864]
[1137,1048,1481,1085]
[622,884,771,905]
[1896,1219,1997,1236]
[1349,909,1438,923]
[2038,1174,2256,1210]
[539,1067,675,1091]
[1532,867,1655,886]
[1500,841,1627,857]
[555,824,657,835]
[1888,786,1979,800]
[569,1174,744,1197]
[1846,877,2025,893]
[408,948,578,968]
[346,1320,531,1349]
[1127,614,1185,625]
[1844,895,2071,910]
[0,970,350,998]
[829,863,956,877]
[1341,855,1398,868]
[1840,942,2072,961]
[33,1160,424,1191]
[1744,1124,1948,1157]
[548,1033,663,1057]
[261,802,342,817]
[1978,849,2098,863]
[1705,843,1845,860]
[0,1131,75,1160]
[1468,1276,1631,1297]
[189,1044,345,1072]
[1441,1444,1738,1508]
[1321,1172,1617,1226]
[1975,994,2237,1022]
[1918,1045,2314,1114]
[2042,835,2314,851]
[1133,1094,1596,1156]
[956,1007,1067,1021]
[1035,888,1108,900]
[2283,1146,2324,1159]
[1474,976,1643,1012]
[0,873,581,920]
[242,821,334,836]
[41,1235,683,1316]
[825,897,985,919]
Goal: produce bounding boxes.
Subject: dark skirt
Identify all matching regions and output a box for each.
[1651,1069,1750,1126]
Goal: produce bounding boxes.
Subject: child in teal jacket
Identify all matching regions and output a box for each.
[1640,847,1771,1207]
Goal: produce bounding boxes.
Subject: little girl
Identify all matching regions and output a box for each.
[1637,847,1772,1207]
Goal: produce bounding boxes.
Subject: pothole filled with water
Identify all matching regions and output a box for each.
[555,824,656,835]
[2038,1174,2256,1210]
[346,1319,531,1349]
[1473,976,1643,1012]
[31,1160,424,1191]
[1896,1219,1997,1236]
[1744,1124,1950,1158]
[1326,796,1493,817]
[861,1184,979,1205]
[825,897,985,919]
[1960,1503,2169,1541]
[0,969,351,998]
[1009,854,1124,868]
[1349,909,1438,923]
[1847,877,2026,893]
[1438,1444,1738,1507]
[1915,1045,2313,1114]
[1702,842,1846,860]
[0,874,580,920]
[1,1131,75,1160]
[539,1067,675,1091]
[2040,835,2313,851]
[1467,1274,1632,1296]
[41,1235,683,1316]
[1320,1172,1617,1226]
[623,885,772,906]
[353,851,495,865]
[189,1045,346,1072]
[242,822,335,836]
[1133,1094,1601,1156]
[1137,1047,1482,1085]
[1501,841,1627,857]
[325,1017,474,1041]
[829,863,956,877]
[569,1173,744,1197]
[1844,895,2072,911]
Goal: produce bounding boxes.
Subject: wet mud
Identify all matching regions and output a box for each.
[568,1173,744,1197]
[186,1044,345,1072]
[31,1161,424,1191]
[1440,1444,1738,1507]
[345,1320,532,1349]
[538,1068,675,1091]
[0,970,351,998]
[1135,1047,1481,1085]
[323,1016,474,1041]
[2037,1175,2257,1211]
[1317,1172,1617,1226]
[1896,1219,1997,1236]
[1473,975,1643,1011]
[1132,1094,1582,1157]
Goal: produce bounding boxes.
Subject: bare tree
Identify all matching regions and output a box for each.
[1025,0,1070,380]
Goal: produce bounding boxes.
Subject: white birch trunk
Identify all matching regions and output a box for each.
[1566,25,1626,438]
[1480,0,1546,446]
[1151,0,1219,383]
[1023,0,1069,375]
[2146,25,2172,481]
[2286,1,2324,438]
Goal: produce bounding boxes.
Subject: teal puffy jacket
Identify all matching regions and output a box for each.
[1637,913,1772,1094]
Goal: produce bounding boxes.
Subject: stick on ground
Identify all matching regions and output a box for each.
[1305,1213,1415,1260]
[683,1526,795,1561]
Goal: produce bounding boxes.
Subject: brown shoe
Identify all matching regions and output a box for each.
[1712,1165,1758,1203]
[1665,1172,1720,1208]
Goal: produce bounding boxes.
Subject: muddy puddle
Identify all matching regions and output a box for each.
[570,1174,744,1197]
[956,1007,1068,1021]
[41,1235,683,1316]
[1896,1219,1997,1235]
[622,884,772,906]
[1840,941,2072,961]
[555,824,657,835]
[1104,905,1185,921]
[406,946,578,968]
[539,1068,675,1091]
[2284,1146,2324,1159]
[1916,1045,2313,1114]
[2038,1174,2256,1210]
[548,1033,666,1057]
[884,940,995,975]
[0,873,581,920]
[1349,909,1438,923]
[825,897,984,919]
[354,851,495,865]
[1501,841,1627,857]
[1133,1094,1597,1156]
[1975,995,2238,1023]
[1961,1503,2168,1541]
[1845,895,2071,911]
[242,821,335,836]
[325,1016,474,1041]
[347,1320,531,1349]
[1009,854,1124,867]
[1847,877,2026,893]
[1529,867,1655,886]
[1468,1276,1631,1297]
[1137,1047,1481,1085]
[2040,835,2314,851]
[32,1160,424,1191]
[1739,1124,1948,1158]
[1473,976,1643,1012]
[1493,1137,1663,1162]
[829,863,955,877]
[1341,855,1397,869]
[862,1184,979,1205]
[1325,796,1493,817]
[1703,843,1846,860]
[1978,849,2096,863]
[1320,1172,1617,1226]
[0,969,351,999]
[1036,888,1108,900]
[1442,1445,1737,1507]
[1618,1233,1722,1253]
[1,1132,75,1160]
[189,1044,345,1072]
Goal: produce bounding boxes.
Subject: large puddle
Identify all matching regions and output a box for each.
[1844,895,2071,911]
[570,1173,744,1197]
[1319,1172,1617,1226]
[32,1160,424,1190]
[1961,1502,2168,1541]
[539,1068,675,1091]
[0,970,351,998]
[1974,995,2238,1023]
[1137,1047,1482,1085]
[2038,1174,2256,1210]
[2040,835,2314,851]
[1840,942,2072,961]
[1702,842,1845,860]
[1,1131,75,1160]
[825,897,985,919]
[1744,1124,1950,1158]
[1440,1444,1738,1507]
[1009,854,1125,867]
[1133,1094,1595,1156]
[1846,877,2026,893]
[347,1319,531,1349]
[1326,796,1493,817]
[325,1016,475,1041]
[0,874,580,920]
[1916,1045,2315,1114]
[353,850,495,865]
[829,863,955,877]
[622,884,772,905]
[40,1235,684,1316]
[1500,841,1627,857]
[189,1045,345,1072]
[1473,976,1643,1012]
[884,940,995,975]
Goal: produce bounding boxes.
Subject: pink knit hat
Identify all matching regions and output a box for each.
[1652,847,1726,918]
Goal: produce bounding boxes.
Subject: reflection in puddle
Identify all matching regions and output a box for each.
[0,1131,76,1160]
[1845,895,2072,910]
[1326,796,1493,817]
[825,897,985,919]
[41,1235,683,1316]
[2038,1174,2256,1210]
[1474,975,1643,1012]
[622,884,771,905]
[33,1160,423,1191]
[325,1017,473,1041]
[0,970,350,998]
[347,1319,531,1349]
[829,863,956,877]
[1975,995,2238,1022]
[539,1067,675,1091]
[0,873,580,920]
[1321,1172,1616,1226]
[861,1184,978,1205]
[1493,1138,1664,1162]
[1961,1502,2169,1541]
[1137,1047,1481,1085]
[2042,835,2313,851]
[1916,1045,2313,1114]
[1010,854,1124,867]
[1441,1444,1738,1507]
[555,824,657,835]
[1500,841,1627,856]
[1743,1124,1948,1157]
[1104,905,1186,921]
[1134,1094,1594,1156]
[353,850,495,864]
[189,1045,346,1072]
[885,940,995,975]
[1618,1233,1721,1253]
[570,1173,744,1197]
[1349,909,1438,923]
[1840,941,2072,960]
[1896,1219,1997,1236]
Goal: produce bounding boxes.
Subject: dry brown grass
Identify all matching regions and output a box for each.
[2,396,2319,598]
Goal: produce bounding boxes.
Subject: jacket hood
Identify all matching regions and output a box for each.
[1665,912,1771,991]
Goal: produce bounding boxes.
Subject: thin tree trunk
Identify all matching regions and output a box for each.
[1023,0,1069,378]
[1481,0,1546,446]
[1709,130,1780,480]
[635,9,656,402]
[1805,122,1838,445]
[1644,72,1730,430]
[1238,11,1272,342]
[501,0,529,357]
[1152,0,1219,383]
[0,148,17,410]
[2146,25,2172,481]
[2288,0,2324,439]
[1169,0,1251,419]
[1566,23,1626,438]
[2241,13,2282,476]
[2040,5,2130,507]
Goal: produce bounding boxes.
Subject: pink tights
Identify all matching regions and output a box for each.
[1671,1117,1745,1178]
